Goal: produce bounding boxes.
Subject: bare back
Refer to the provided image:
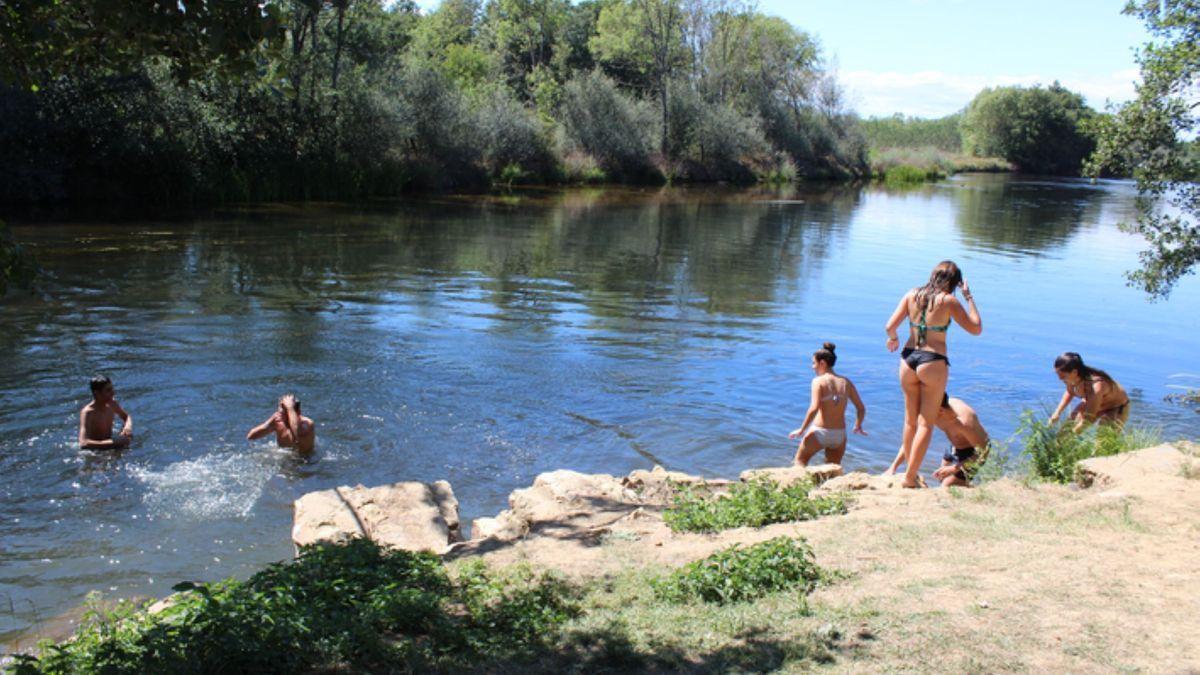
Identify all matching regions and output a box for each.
[905,290,955,355]
[812,373,850,429]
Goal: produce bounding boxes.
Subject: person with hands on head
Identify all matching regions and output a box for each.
[1049,352,1129,432]
[789,342,867,466]
[247,393,316,455]
[79,375,133,450]
[884,261,982,488]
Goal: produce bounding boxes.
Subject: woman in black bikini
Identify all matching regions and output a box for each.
[884,261,982,488]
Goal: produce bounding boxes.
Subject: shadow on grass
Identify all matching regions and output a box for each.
[466,621,848,674]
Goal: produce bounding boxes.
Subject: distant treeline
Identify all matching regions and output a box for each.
[0,0,870,207]
[862,82,1105,176]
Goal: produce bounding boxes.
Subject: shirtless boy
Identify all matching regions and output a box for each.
[247,394,315,454]
[887,393,989,487]
[78,375,133,450]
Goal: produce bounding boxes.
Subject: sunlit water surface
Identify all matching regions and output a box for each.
[2,175,1199,645]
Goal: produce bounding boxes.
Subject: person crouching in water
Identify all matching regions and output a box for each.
[1049,352,1130,432]
[789,342,867,466]
[247,394,315,454]
[887,393,989,486]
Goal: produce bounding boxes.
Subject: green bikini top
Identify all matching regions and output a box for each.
[910,302,950,347]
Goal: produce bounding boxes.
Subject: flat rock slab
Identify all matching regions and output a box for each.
[740,464,843,487]
[292,480,461,554]
[1076,444,1188,488]
[817,471,927,492]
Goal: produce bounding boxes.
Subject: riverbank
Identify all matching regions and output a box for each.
[9,442,1198,672]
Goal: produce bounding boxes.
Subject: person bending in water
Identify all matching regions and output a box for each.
[79,375,133,450]
[887,394,989,487]
[247,394,315,454]
[789,343,867,466]
[884,260,982,488]
[1049,352,1129,432]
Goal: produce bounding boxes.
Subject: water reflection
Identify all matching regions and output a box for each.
[949,175,1134,255]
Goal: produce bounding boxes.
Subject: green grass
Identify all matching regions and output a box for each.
[652,537,824,605]
[882,164,945,184]
[1018,411,1161,484]
[870,146,1011,179]
[662,477,846,534]
[8,539,578,674]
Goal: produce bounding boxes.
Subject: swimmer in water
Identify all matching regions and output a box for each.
[789,342,867,466]
[78,375,133,450]
[247,394,315,454]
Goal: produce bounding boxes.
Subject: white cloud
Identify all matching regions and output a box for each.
[842,68,1141,118]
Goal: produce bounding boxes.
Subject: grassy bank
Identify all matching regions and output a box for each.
[870,146,1012,184]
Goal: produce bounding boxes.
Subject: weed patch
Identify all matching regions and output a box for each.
[653,537,824,605]
[1017,411,1160,484]
[663,478,846,534]
[9,539,578,673]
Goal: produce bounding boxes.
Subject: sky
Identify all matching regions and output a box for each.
[414,0,1153,119]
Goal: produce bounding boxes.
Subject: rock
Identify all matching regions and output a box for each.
[470,510,525,541]
[292,481,462,554]
[739,463,844,487]
[292,488,364,549]
[817,472,927,492]
[148,595,180,615]
[622,465,735,505]
[1076,444,1188,488]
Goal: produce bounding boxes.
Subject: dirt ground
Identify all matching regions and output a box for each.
[460,444,1200,673]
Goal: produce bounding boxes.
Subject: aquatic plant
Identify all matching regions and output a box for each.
[663,477,846,534]
[652,537,824,605]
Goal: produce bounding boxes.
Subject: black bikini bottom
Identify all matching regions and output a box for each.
[901,347,949,370]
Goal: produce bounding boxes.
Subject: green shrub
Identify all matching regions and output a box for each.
[882,164,945,185]
[653,537,823,604]
[1018,411,1160,484]
[560,70,659,181]
[663,478,846,534]
[11,539,580,673]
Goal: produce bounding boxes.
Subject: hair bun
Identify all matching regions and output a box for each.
[822,342,836,352]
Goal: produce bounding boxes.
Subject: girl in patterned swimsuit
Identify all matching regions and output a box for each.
[790,343,867,466]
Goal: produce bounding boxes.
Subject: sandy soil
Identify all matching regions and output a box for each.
[456,444,1200,673]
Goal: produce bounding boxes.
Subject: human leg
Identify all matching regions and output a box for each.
[795,431,824,466]
[898,360,921,479]
[826,437,847,465]
[904,361,948,487]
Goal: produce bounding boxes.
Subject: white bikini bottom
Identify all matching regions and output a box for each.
[809,426,846,449]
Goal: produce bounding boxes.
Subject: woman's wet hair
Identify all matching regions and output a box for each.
[941,393,951,409]
[814,342,837,367]
[89,374,111,395]
[914,260,963,314]
[1054,352,1114,384]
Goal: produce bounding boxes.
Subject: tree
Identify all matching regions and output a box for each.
[0,0,282,89]
[1085,0,1200,299]
[961,83,1096,175]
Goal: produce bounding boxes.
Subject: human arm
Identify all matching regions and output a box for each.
[1074,380,1105,432]
[948,280,982,335]
[886,445,906,474]
[789,380,822,439]
[883,292,910,352]
[113,401,132,438]
[281,395,301,447]
[1049,388,1074,424]
[847,380,867,435]
[246,413,278,441]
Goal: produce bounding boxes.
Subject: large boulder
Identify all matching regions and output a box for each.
[739,463,844,487]
[292,481,462,554]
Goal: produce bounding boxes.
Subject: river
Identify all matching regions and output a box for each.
[2,174,1198,646]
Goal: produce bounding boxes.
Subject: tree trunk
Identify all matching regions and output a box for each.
[332,9,345,90]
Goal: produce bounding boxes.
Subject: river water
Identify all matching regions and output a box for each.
[2,174,1199,646]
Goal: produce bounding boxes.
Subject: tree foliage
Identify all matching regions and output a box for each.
[961,83,1096,175]
[1086,0,1200,299]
